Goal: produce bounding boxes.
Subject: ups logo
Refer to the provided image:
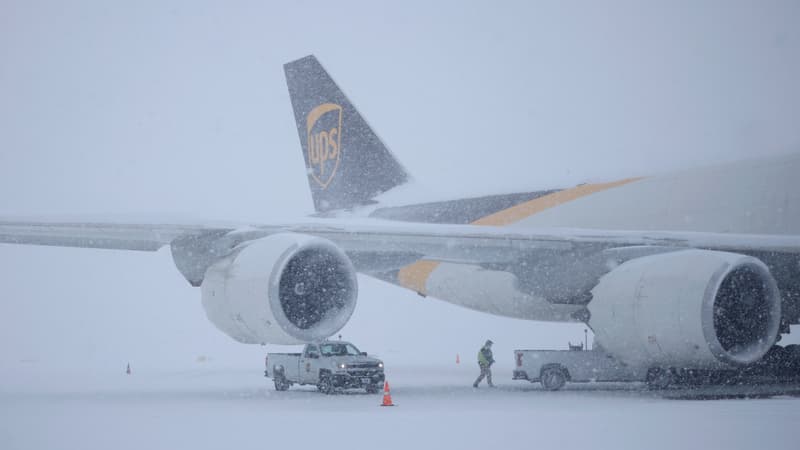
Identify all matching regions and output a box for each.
[306,103,342,189]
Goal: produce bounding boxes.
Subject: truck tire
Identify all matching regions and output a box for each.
[317,373,333,395]
[273,373,290,391]
[541,367,567,391]
[365,383,380,394]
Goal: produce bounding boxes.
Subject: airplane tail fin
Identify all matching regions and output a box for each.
[284,55,409,213]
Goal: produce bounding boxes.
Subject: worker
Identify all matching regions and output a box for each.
[473,339,495,388]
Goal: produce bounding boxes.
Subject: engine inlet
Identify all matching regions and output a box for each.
[279,247,356,330]
[711,263,781,365]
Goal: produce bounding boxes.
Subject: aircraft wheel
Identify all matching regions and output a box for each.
[647,368,674,390]
[786,345,800,371]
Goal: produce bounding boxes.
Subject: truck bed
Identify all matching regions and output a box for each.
[265,353,302,380]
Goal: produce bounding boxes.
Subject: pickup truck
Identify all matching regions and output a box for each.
[512,347,648,390]
[513,344,800,391]
[265,341,385,394]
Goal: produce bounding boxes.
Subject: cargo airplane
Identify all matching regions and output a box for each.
[2,56,799,379]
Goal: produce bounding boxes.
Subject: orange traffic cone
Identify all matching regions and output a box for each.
[380,381,395,407]
[456,353,460,364]
[126,363,131,375]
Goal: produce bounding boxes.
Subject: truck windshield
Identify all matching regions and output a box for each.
[319,343,361,356]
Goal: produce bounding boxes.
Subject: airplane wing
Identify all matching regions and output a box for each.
[2,217,799,349]
[1,217,796,319]
[0,220,219,251]
[2,218,797,276]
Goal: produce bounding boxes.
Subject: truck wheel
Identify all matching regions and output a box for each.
[541,367,566,391]
[317,373,333,395]
[646,368,674,390]
[365,384,380,394]
[273,373,290,391]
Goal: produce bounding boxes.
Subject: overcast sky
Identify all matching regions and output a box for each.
[2,0,798,220]
[1,1,799,372]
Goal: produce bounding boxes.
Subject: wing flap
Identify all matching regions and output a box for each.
[3,218,798,257]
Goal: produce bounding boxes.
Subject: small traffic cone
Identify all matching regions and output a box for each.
[456,353,460,364]
[380,381,395,407]
[126,363,131,375]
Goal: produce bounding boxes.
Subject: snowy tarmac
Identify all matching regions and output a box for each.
[2,364,799,450]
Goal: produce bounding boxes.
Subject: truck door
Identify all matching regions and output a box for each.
[300,344,320,384]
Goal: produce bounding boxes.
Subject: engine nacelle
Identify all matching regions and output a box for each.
[201,233,358,344]
[589,249,781,369]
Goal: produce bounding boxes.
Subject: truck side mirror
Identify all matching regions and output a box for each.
[308,353,319,359]
[360,352,367,356]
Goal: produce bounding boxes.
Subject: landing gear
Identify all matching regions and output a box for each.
[646,367,675,390]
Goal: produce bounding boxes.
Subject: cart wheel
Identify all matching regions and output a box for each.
[541,367,566,391]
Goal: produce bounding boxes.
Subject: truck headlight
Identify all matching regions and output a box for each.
[378,362,384,369]
[337,363,347,370]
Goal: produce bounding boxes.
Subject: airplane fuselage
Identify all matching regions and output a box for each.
[369,153,800,326]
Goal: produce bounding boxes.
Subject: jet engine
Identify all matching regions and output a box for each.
[588,249,781,369]
[200,233,358,344]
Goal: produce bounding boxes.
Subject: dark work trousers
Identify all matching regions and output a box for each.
[473,363,493,387]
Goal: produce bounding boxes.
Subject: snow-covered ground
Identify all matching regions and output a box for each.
[2,362,799,450]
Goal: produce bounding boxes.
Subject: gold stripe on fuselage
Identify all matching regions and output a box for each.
[396,177,643,295]
[397,260,441,295]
